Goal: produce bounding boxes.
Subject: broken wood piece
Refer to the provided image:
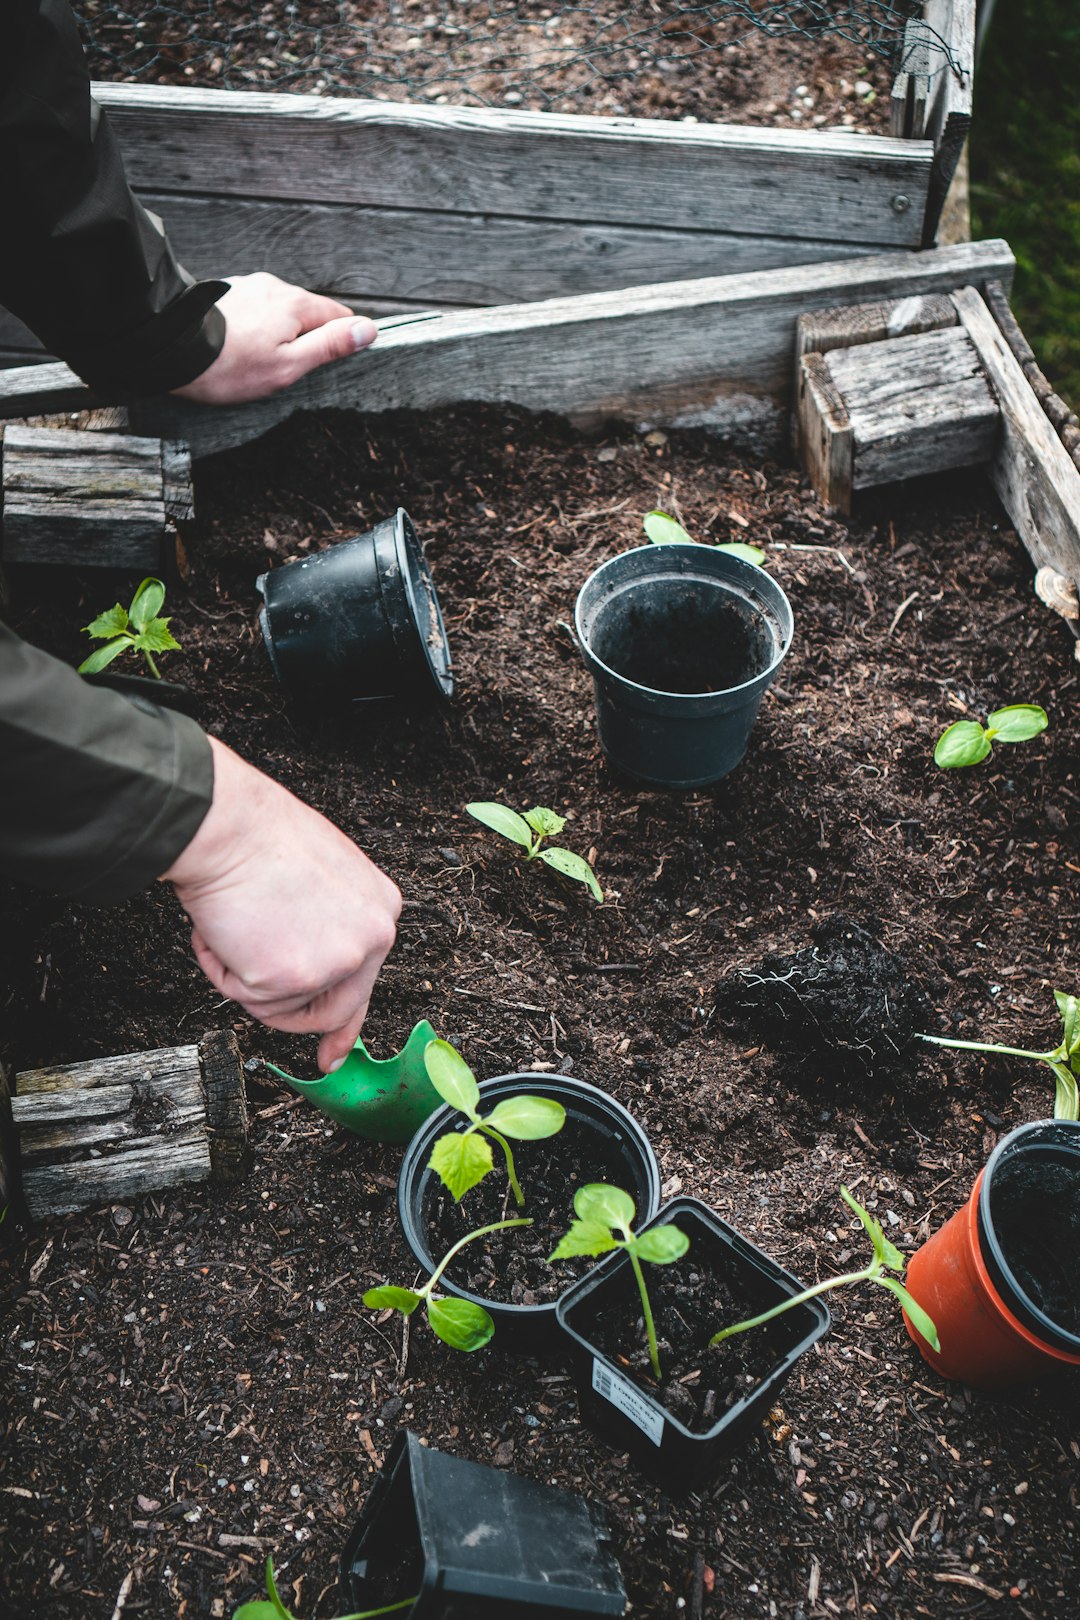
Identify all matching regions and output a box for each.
[1,425,193,568]
[13,1030,250,1219]
[797,324,999,512]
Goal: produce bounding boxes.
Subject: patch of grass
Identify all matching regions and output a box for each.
[971,0,1080,409]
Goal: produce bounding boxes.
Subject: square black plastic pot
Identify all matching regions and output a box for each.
[555,1198,830,1495]
[339,1431,627,1618]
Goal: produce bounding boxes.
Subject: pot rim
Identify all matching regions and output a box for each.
[574,543,793,703]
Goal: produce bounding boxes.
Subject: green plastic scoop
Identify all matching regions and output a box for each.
[264,1020,443,1143]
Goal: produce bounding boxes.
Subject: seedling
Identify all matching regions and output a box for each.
[424,1039,565,1207]
[78,576,181,679]
[919,988,1080,1120]
[466,802,603,902]
[364,1217,531,1351]
[550,1183,689,1381]
[709,1187,939,1353]
[643,509,765,566]
[934,704,1048,768]
[233,1555,414,1619]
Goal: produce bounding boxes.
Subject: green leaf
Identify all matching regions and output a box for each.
[523,806,566,839]
[840,1186,903,1271]
[264,1557,294,1620]
[78,637,131,674]
[716,541,767,565]
[1054,990,1080,1059]
[485,1095,566,1140]
[84,603,131,640]
[934,720,992,768]
[232,1602,280,1619]
[129,577,166,631]
[1050,1061,1080,1121]
[634,1223,691,1265]
[985,703,1048,743]
[427,1295,495,1351]
[548,1218,622,1261]
[878,1276,940,1353]
[424,1039,481,1117]
[428,1129,493,1201]
[466,802,535,849]
[536,846,603,902]
[574,1183,636,1230]
[363,1285,421,1315]
[643,510,695,546]
[135,617,182,654]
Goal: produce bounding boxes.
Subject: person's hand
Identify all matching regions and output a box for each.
[161,738,401,1071]
[172,272,378,405]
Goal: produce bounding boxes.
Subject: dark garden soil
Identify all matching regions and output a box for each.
[3,404,1080,1620]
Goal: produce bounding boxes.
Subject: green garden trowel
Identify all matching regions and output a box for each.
[264,1020,443,1143]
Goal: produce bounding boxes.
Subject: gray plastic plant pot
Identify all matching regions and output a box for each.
[574,544,793,788]
[339,1430,627,1617]
[555,1198,830,1495]
[256,508,453,702]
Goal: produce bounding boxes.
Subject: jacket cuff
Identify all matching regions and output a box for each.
[65,277,229,396]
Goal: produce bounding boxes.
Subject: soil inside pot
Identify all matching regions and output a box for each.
[991,1158,1080,1335]
[426,1116,641,1305]
[590,581,774,694]
[573,1245,807,1435]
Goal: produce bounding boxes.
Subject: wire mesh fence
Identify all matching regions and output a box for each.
[76,1,952,119]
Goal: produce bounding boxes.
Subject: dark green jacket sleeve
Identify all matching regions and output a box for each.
[0,622,214,902]
[0,0,227,392]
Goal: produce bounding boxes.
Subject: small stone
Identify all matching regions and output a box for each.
[1014,1481,1029,1496]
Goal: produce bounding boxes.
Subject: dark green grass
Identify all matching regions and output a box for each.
[971,0,1080,408]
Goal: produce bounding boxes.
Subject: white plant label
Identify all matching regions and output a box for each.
[591,1357,665,1446]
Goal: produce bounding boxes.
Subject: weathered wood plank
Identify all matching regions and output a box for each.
[21,1131,212,1218]
[793,292,957,414]
[95,83,933,249]
[200,1028,251,1184]
[797,351,855,513]
[161,440,194,524]
[119,239,1015,460]
[11,1085,134,1128]
[952,285,1080,626]
[922,0,976,245]
[15,1045,201,1095]
[0,361,107,421]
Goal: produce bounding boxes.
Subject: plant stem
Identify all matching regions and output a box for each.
[143,649,162,679]
[709,1265,876,1346]
[339,1599,418,1619]
[481,1124,525,1207]
[423,1217,531,1296]
[920,1034,1051,1062]
[627,1245,663,1382]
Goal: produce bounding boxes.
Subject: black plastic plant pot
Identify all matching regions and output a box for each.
[397,1074,661,1352]
[555,1197,830,1495]
[81,670,200,719]
[574,544,793,788]
[340,1430,627,1618]
[256,508,453,702]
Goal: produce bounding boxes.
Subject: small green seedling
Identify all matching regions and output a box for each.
[919,988,1080,1121]
[78,576,181,679]
[233,1554,415,1619]
[364,1217,531,1352]
[934,704,1048,768]
[643,509,765,566]
[424,1039,565,1207]
[709,1187,939,1353]
[550,1183,689,1382]
[466,802,603,902]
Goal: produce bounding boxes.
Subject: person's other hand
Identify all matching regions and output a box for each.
[161,738,400,1072]
[173,272,377,405]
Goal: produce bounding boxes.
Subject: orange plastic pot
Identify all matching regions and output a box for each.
[904,1120,1080,1389]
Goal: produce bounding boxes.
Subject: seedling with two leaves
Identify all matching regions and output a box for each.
[424,1039,565,1207]
[919,988,1080,1121]
[78,576,181,678]
[364,1216,531,1352]
[465,803,603,902]
[550,1184,689,1382]
[934,704,1048,768]
[643,510,765,567]
[709,1188,939,1353]
[233,1555,414,1619]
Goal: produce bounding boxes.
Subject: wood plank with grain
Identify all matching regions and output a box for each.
[922,0,976,245]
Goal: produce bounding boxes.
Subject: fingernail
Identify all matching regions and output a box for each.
[351,319,377,352]
[327,1056,346,1073]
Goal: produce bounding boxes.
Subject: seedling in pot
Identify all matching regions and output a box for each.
[934,704,1048,768]
[78,576,181,678]
[550,1183,689,1381]
[234,1554,414,1618]
[709,1187,939,1353]
[643,509,766,566]
[919,988,1080,1121]
[364,1216,531,1351]
[465,803,603,902]
[424,1038,565,1206]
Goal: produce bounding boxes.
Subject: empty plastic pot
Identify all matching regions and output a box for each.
[574,544,792,788]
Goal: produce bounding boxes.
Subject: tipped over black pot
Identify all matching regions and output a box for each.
[257,508,453,702]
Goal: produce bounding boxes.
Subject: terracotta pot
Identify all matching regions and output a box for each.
[904,1119,1080,1389]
